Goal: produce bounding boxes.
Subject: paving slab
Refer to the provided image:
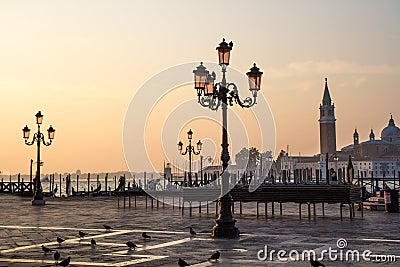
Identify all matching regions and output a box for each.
[0,194,399,266]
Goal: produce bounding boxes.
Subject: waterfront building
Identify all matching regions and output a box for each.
[277,78,400,182]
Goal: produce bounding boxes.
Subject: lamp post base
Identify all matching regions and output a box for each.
[211,193,240,238]
[32,199,45,206]
[32,179,45,205]
[212,221,240,238]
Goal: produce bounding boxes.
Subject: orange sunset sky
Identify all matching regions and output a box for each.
[1,1,400,174]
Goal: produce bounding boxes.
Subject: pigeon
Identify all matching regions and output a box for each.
[91,238,96,246]
[41,245,52,254]
[103,224,113,231]
[310,259,325,267]
[126,241,137,250]
[57,256,71,266]
[142,232,151,240]
[78,231,88,238]
[208,251,220,262]
[54,251,60,264]
[189,227,196,236]
[178,258,190,266]
[57,237,65,246]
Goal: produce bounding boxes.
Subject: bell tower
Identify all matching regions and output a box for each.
[319,78,337,155]
[370,129,375,141]
[353,129,359,145]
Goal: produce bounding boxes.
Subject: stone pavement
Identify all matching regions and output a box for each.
[0,194,399,266]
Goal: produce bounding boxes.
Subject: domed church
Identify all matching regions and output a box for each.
[341,115,400,158]
[381,115,400,143]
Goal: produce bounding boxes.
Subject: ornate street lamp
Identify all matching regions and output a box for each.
[216,38,233,66]
[23,111,55,205]
[193,62,209,96]
[178,129,202,187]
[193,38,263,238]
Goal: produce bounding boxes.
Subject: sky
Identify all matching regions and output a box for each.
[1,1,400,174]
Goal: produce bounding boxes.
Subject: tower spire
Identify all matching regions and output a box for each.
[322,78,332,105]
[353,128,359,145]
[389,113,395,126]
[370,129,375,141]
[319,77,336,155]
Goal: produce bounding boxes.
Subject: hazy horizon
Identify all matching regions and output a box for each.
[1,1,400,174]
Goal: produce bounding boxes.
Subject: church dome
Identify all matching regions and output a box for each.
[381,115,400,141]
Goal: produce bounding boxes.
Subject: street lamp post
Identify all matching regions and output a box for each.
[334,154,339,183]
[178,129,202,187]
[22,111,55,205]
[325,153,330,185]
[193,38,263,238]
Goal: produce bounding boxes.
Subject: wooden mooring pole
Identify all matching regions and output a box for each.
[76,175,79,192]
[105,173,108,193]
[59,174,62,197]
[87,173,90,194]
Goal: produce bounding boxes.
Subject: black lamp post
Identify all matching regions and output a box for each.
[325,153,330,185]
[333,154,339,183]
[178,129,202,187]
[22,111,55,205]
[193,38,263,238]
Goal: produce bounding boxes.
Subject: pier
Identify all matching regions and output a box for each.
[115,184,363,220]
[0,178,33,196]
[4,173,399,220]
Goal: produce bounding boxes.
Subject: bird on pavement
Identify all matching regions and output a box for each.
[57,256,71,267]
[142,232,151,240]
[56,237,65,246]
[310,259,325,267]
[91,238,96,247]
[189,227,196,236]
[178,258,190,266]
[78,231,88,238]
[126,241,137,250]
[208,251,220,262]
[41,245,52,254]
[54,251,60,264]
[103,224,113,231]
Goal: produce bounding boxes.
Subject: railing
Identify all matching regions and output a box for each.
[0,180,33,196]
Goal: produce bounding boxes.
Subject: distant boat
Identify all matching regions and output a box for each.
[93,184,101,193]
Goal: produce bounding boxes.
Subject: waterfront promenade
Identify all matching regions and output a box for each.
[0,194,399,266]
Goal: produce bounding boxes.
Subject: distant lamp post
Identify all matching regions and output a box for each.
[178,129,202,187]
[23,111,55,205]
[333,154,339,183]
[193,38,263,238]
